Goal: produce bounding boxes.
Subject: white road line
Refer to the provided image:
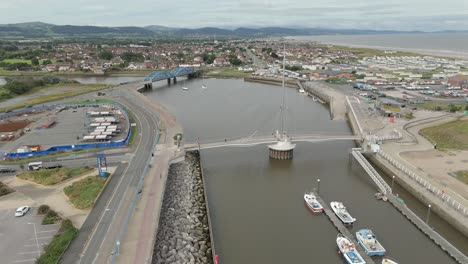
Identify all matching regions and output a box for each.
[29,236,52,240]
[18,251,41,255]
[36,230,57,233]
[24,244,46,247]
[12,259,36,263]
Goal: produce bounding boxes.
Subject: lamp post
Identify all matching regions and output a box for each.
[317,179,321,195]
[426,204,432,224]
[391,175,395,193]
[116,240,121,255]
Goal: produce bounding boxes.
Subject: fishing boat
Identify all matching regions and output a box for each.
[182,87,189,90]
[355,229,386,256]
[382,257,398,264]
[201,84,207,89]
[303,192,323,213]
[337,234,366,264]
[299,88,305,93]
[331,201,356,225]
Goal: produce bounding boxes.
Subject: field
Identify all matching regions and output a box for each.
[0,59,57,65]
[412,101,467,112]
[419,119,468,151]
[206,68,251,78]
[0,83,109,112]
[17,167,93,185]
[454,171,468,185]
[321,45,424,58]
[63,176,107,209]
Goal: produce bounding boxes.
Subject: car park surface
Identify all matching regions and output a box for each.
[0,208,59,263]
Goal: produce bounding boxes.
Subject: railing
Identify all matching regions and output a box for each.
[351,149,391,195]
[377,150,468,218]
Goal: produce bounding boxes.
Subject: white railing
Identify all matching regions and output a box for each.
[352,149,391,195]
[377,150,468,218]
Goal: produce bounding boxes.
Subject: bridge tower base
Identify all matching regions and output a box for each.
[268,131,296,160]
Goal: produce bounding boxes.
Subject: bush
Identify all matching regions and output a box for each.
[36,219,77,264]
[42,209,61,225]
[38,204,50,215]
[449,104,461,113]
[0,181,14,196]
[465,104,468,111]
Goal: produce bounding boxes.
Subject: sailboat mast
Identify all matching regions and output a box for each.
[281,43,286,135]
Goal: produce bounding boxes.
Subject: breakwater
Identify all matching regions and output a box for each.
[152,151,213,264]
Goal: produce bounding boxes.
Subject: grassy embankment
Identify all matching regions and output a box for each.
[454,171,468,185]
[64,176,107,209]
[206,67,251,78]
[17,167,93,185]
[0,181,15,196]
[419,119,468,151]
[410,101,467,112]
[36,220,78,264]
[128,126,137,145]
[0,83,109,112]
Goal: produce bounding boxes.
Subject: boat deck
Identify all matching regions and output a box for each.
[315,193,375,264]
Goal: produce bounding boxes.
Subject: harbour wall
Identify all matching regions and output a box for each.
[152,151,214,264]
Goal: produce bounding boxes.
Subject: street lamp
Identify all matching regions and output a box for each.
[317,179,321,195]
[391,175,395,193]
[426,204,432,224]
[28,222,40,257]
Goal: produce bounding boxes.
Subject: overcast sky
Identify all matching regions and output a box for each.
[1,0,467,31]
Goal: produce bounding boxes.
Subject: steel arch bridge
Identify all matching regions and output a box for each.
[143,67,197,82]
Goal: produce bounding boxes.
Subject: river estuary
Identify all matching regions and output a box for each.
[143,77,467,264]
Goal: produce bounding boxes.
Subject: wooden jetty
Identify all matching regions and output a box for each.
[315,193,375,264]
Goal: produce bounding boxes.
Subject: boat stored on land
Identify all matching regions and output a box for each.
[304,192,323,213]
[337,233,366,264]
[331,201,356,225]
[356,229,386,256]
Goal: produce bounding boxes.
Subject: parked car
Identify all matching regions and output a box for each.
[15,206,30,217]
[0,167,15,173]
[423,97,432,101]
[45,164,62,169]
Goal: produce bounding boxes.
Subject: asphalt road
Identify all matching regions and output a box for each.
[69,89,158,264]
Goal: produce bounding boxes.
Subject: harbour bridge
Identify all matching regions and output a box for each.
[143,67,198,89]
[184,133,362,151]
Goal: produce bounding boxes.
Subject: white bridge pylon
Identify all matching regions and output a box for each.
[184,133,361,151]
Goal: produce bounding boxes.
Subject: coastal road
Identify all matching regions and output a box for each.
[61,84,159,264]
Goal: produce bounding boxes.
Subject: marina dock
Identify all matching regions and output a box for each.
[314,193,376,264]
[351,149,468,264]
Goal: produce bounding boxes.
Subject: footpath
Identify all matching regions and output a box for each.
[114,84,183,264]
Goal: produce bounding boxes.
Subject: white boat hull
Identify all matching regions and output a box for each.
[304,193,323,213]
[331,202,356,225]
[337,234,366,264]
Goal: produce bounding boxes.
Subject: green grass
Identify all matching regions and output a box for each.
[17,167,93,186]
[206,68,251,78]
[36,220,78,264]
[420,120,468,151]
[454,171,468,185]
[129,126,137,145]
[321,45,424,58]
[42,209,62,225]
[412,102,467,112]
[0,181,15,196]
[1,59,57,65]
[64,176,107,209]
[0,83,109,112]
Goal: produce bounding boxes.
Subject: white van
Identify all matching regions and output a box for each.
[27,161,43,171]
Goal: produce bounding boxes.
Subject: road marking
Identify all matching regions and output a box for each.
[29,236,52,240]
[12,259,36,263]
[24,243,46,247]
[18,251,41,255]
[36,230,58,233]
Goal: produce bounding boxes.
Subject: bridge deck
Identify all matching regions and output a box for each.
[315,193,375,264]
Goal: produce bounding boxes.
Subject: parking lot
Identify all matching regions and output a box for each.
[0,208,59,263]
[0,105,128,153]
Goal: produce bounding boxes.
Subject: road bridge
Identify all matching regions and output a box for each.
[184,133,361,151]
[143,67,198,86]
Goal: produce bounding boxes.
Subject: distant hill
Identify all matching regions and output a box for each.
[0,22,461,39]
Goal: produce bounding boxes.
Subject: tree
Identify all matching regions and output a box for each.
[99,50,113,60]
[4,81,32,95]
[465,104,468,111]
[42,59,52,65]
[31,58,39,66]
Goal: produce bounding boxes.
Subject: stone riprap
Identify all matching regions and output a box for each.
[152,151,213,264]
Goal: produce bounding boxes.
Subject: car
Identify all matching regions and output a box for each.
[26,105,33,108]
[0,167,15,173]
[45,164,62,169]
[423,97,432,101]
[15,206,30,217]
